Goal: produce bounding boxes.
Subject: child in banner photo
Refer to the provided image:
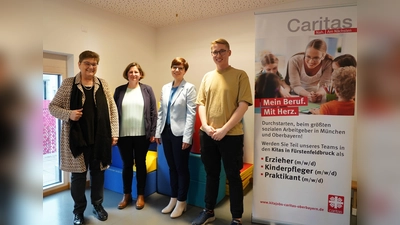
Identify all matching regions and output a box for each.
[332,54,357,70]
[285,39,333,103]
[310,66,356,115]
[333,54,357,101]
[261,53,291,97]
[255,72,282,99]
[256,53,291,98]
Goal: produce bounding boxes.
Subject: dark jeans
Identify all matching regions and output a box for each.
[161,124,191,201]
[200,130,244,218]
[117,136,150,195]
[71,154,104,214]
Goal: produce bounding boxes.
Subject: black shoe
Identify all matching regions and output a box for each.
[73,213,85,225]
[93,204,108,221]
[230,219,243,225]
[191,209,215,225]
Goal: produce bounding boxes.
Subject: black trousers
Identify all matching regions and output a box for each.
[161,124,191,201]
[71,148,104,214]
[200,130,244,218]
[117,136,150,195]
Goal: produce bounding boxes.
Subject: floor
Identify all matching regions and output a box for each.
[43,184,357,225]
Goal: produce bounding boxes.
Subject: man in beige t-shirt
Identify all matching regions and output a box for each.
[191,38,253,225]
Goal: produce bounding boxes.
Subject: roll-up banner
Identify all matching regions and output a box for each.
[253,5,357,225]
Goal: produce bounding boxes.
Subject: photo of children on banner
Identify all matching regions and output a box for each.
[256,53,291,98]
[285,39,333,103]
[310,66,356,115]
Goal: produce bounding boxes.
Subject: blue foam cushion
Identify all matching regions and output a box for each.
[156,143,172,196]
[104,166,157,199]
[110,146,123,168]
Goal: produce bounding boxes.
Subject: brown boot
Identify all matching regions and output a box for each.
[136,195,145,210]
[118,194,132,209]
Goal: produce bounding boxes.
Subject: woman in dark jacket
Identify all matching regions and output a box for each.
[113,62,157,210]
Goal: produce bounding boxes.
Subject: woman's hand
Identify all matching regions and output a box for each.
[155,138,161,145]
[150,136,155,142]
[308,92,322,103]
[308,92,317,102]
[315,89,326,102]
[314,92,323,102]
[112,137,118,146]
[279,87,291,97]
[182,142,190,150]
[69,108,83,121]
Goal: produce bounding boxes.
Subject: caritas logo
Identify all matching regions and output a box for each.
[327,195,344,214]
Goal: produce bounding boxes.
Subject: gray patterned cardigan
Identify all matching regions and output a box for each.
[49,73,119,173]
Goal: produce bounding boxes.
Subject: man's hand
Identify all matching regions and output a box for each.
[212,127,228,141]
[202,124,216,137]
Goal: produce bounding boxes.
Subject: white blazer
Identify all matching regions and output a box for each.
[155,80,197,144]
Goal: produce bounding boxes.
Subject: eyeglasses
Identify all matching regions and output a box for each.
[305,56,324,62]
[171,66,184,71]
[82,61,98,67]
[211,49,227,56]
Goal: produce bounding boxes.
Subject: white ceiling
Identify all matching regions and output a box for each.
[76,0,297,28]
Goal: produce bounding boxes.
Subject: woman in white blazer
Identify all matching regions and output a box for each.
[155,57,197,218]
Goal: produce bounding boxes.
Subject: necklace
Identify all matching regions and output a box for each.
[82,84,93,91]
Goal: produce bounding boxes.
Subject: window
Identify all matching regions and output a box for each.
[43,52,69,195]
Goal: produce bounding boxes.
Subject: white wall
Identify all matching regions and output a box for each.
[1,0,42,77]
[43,0,157,90]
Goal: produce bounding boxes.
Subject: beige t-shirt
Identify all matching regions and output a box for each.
[196,66,253,135]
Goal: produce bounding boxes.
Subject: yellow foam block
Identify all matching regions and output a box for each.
[241,171,253,181]
[240,163,253,180]
[226,163,254,184]
[226,175,253,195]
[133,151,157,173]
[242,176,251,189]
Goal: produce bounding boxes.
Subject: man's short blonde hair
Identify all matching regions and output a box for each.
[211,38,230,50]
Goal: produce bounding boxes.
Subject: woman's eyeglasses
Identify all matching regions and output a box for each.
[171,66,184,71]
[305,56,324,62]
[82,61,98,67]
